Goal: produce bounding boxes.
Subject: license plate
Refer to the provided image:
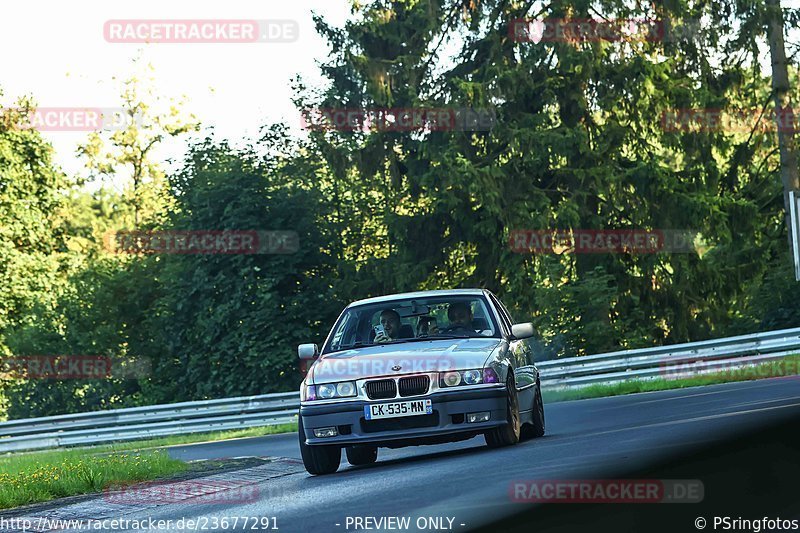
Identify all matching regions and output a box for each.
[364,399,433,420]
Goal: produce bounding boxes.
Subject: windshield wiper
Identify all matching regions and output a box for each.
[380,338,429,345]
[419,334,471,339]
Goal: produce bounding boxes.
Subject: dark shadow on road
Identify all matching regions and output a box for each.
[475,410,800,533]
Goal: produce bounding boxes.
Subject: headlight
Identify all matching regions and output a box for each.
[463,369,482,385]
[336,381,356,397]
[439,368,497,387]
[303,381,357,401]
[318,384,336,399]
[442,371,462,387]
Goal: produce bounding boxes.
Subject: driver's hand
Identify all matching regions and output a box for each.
[418,324,439,337]
[374,333,390,343]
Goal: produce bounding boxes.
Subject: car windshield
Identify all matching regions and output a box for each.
[324,295,499,353]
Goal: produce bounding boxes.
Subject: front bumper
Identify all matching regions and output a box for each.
[300,386,507,447]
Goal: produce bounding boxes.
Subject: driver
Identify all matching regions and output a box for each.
[446,301,474,331]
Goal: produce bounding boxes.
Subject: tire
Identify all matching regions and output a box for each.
[484,372,521,448]
[345,445,378,466]
[522,383,545,439]
[298,415,341,475]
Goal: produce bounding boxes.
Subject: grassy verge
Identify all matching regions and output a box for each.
[0,448,186,510]
[543,355,800,403]
[0,423,297,510]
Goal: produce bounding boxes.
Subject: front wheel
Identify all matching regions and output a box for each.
[522,383,545,439]
[298,415,341,475]
[484,372,521,448]
[345,445,378,466]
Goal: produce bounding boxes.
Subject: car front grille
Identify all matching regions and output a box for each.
[365,379,397,400]
[398,375,430,397]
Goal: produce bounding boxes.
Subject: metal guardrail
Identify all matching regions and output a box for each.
[1,326,798,453]
[537,326,800,387]
[0,392,299,453]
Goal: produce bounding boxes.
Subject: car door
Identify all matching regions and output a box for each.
[488,293,537,410]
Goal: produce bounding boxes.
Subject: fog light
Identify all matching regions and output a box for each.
[467,412,490,423]
[313,427,339,438]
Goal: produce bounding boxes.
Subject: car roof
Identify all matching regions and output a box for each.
[348,288,489,307]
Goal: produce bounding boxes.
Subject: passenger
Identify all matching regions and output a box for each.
[374,309,402,343]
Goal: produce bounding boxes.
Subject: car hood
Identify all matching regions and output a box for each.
[309,338,503,384]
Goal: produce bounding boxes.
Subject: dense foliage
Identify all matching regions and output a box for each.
[1,0,800,418]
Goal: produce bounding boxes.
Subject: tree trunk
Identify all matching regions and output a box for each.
[765,0,800,268]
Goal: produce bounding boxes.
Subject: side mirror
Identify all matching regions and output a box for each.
[510,323,535,340]
[298,343,319,360]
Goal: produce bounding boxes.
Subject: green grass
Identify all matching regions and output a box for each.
[0,423,297,510]
[0,448,186,510]
[543,355,800,403]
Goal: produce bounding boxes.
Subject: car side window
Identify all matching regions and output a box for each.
[488,294,512,335]
[491,295,538,364]
[497,300,514,324]
[330,313,350,347]
[495,295,516,324]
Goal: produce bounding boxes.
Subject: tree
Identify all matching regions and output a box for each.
[0,96,69,355]
[138,135,342,402]
[0,96,74,418]
[77,54,199,229]
[300,0,797,358]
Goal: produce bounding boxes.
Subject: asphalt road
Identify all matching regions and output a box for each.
[5,377,800,532]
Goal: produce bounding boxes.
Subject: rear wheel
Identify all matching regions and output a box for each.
[298,415,341,475]
[484,372,521,448]
[522,383,545,439]
[345,445,378,466]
